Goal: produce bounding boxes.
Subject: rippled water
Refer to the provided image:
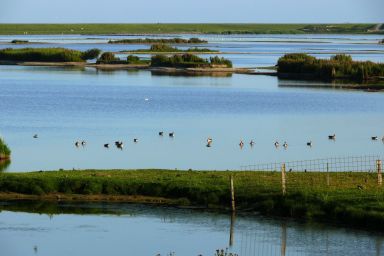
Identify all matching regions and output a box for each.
[0,202,382,256]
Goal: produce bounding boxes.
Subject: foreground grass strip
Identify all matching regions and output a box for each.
[0,169,383,231]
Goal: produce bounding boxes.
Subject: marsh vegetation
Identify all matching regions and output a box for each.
[129,43,218,53]
[0,48,101,62]
[277,53,384,82]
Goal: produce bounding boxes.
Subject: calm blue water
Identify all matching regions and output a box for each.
[0,203,382,256]
[0,34,383,172]
[0,65,383,172]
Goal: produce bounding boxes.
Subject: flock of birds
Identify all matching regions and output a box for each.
[32,132,384,150]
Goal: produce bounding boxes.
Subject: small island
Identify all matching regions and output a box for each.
[108,37,207,44]
[11,39,29,44]
[0,47,101,63]
[0,138,11,160]
[124,43,219,54]
[277,53,384,84]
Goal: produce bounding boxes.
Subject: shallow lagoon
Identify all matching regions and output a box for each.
[0,34,383,172]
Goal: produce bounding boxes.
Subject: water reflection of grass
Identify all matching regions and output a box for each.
[0,159,10,172]
[0,170,383,231]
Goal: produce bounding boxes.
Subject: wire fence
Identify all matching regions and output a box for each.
[240,155,382,173]
[234,155,384,199]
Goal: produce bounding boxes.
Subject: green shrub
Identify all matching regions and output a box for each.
[96,52,119,64]
[126,55,150,65]
[151,54,232,68]
[81,48,101,60]
[277,53,384,81]
[0,138,11,159]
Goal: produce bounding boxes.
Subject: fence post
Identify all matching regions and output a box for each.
[230,175,236,212]
[377,160,382,186]
[281,163,286,195]
[326,162,330,187]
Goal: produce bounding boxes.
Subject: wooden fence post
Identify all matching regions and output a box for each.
[377,160,382,186]
[230,175,236,212]
[281,163,286,195]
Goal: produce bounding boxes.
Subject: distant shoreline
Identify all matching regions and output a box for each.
[0,23,382,35]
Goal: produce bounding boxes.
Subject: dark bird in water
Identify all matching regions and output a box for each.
[274,141,279,148]
[239,140,244,148]
[169,132,175,138]
[115,141,124,149]
[81,140,86,146]
[307,141,312,147]
[328,134,336,140]
[283,142,288,148]
[75,141,80,147]
[371,136,378,141]
[33,134,38,139]
[133,138,138,143]
[206,137,212,147]
[250,140,255,146]
[159,131,164,136]
[104,144,109,148]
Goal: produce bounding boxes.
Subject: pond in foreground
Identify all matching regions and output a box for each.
[0,202,382,256]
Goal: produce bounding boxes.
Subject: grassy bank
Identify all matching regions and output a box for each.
[0,23,380,35]
[109,38,207,44]
[129,43,218,54]
[0,169,383,231]
[0,48,101,62]
[277,53,384,82]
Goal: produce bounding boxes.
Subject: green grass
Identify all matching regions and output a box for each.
[0,48,101,62]
[0,169,383,230]
[0,23,380,35]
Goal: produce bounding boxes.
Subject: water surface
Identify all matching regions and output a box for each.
[0,202,382,256]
